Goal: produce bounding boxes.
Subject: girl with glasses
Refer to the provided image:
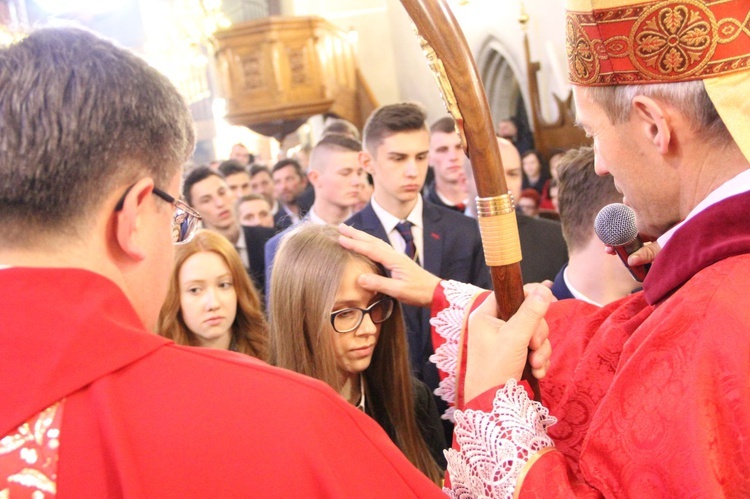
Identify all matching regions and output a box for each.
[157,229,268,361]
[268,224,445,485]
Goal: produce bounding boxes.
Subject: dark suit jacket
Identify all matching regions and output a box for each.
[517,213,569,284]
[345,201,491,385]
[296,183,315,214]
[273,209,294,232]
[551,262,641,302]
[242,225,276,297]
[424,182,464,213]
[273,186,314,233]
[550,263,575,301]
[367,376,447,470]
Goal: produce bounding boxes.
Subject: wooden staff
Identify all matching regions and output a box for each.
[399,0,540,401]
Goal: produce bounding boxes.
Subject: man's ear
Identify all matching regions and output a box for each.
[307,169,320,187]
[113,177,155,262]
[632,95,671,155]
[359,150,375,175]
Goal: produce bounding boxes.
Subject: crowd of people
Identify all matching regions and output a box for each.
[3,0,750,494]
[146,93,578,484]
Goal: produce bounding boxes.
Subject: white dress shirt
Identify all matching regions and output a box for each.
[234,228,249,271]
[435,188,472,217]
[307,207,327,226]
[370,195,425,267]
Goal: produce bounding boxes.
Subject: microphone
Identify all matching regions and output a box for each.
[594,203,651,282]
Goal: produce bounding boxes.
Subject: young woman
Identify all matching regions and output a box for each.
[540,148,567,211]
[157,229,267,361]
[268,224,445,484]
[521,149,550,194]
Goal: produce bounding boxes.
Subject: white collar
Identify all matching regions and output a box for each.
[234,226,247,250]
[307,207,328,226]
[562,265,602,307]
[436,188,468,209]
[658,168,750,248]
[355,372,366,412]
[370,195,424,234]
[280,203,301,223]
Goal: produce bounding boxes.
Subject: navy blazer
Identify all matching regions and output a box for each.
[424,182,464,214]
[550,263,575,301]
[242,225,277,298]
[345,200,491,385]
[263,220,305,300]
[273,210,294,232]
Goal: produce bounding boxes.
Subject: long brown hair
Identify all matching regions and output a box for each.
[157,229,268,361]
[268,224,441,484]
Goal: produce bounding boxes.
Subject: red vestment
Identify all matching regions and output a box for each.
[432,192,750,497]
[0,268,443,497]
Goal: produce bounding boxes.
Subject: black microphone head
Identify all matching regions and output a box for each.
[594,203,638,246]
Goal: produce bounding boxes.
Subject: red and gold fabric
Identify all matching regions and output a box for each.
[431,191,750,496]
[0,401,64,497]
[566,0,750,85]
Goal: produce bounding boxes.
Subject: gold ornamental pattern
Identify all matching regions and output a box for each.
[632,2,716,78]
[566,15,600,85]
[1,401,64,497]
[566,0,750,85]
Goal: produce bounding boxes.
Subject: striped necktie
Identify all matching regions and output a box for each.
[395,221,418,262]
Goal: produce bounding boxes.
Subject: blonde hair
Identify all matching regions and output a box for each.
[157,229,268,361]
[268,224,442,484]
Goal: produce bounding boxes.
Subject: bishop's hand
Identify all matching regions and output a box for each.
[465,284,553,402]
[338,223,441,307]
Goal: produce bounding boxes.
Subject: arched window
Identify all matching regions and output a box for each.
[476,38,534,152]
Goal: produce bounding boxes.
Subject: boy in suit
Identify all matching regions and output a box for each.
[346,103,491,444]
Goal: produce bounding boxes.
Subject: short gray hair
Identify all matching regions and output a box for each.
[582,80,732,147]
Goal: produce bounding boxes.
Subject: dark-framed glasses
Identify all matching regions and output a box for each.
[330,297,395,333]
[115,184,202,245]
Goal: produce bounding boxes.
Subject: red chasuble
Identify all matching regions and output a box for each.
[433,191,750,497]
[0,268,443,497]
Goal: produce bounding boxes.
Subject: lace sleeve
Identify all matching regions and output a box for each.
[444,379,556,498]
[429,280,484,422]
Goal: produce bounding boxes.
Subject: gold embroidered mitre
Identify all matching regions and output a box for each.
[566,0,750,161]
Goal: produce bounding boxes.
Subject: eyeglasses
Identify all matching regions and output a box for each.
[115,184,202,245]
[330,297,395,333]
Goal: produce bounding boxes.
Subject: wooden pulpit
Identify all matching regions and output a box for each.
[214,16,373,141]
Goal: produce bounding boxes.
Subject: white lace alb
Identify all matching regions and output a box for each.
[444,379,556,498]
[429,280,483,422]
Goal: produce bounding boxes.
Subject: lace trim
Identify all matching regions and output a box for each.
[429,280,483,422]
[443,379,556,499]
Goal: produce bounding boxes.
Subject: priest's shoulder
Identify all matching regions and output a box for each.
[147,343,359,412]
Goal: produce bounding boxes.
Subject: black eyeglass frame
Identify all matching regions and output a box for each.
[114,183,202,245]
[329,297,395,334]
